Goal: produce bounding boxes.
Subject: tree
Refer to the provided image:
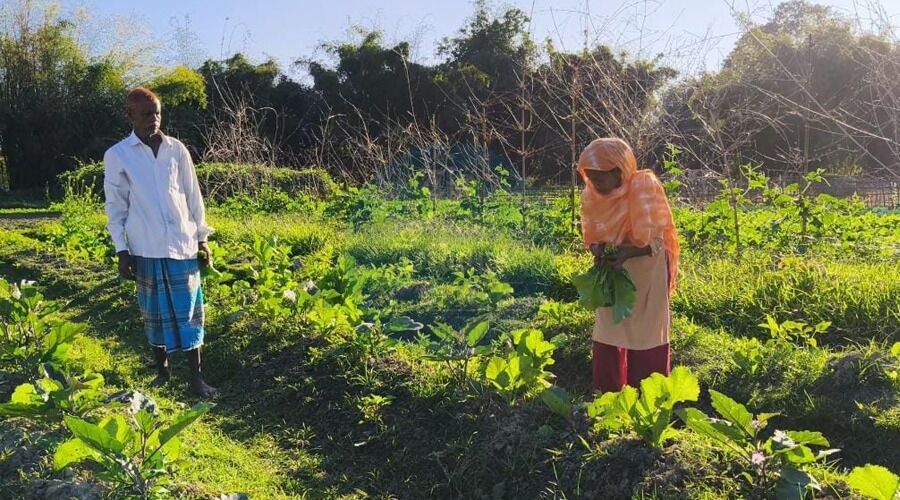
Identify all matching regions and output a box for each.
[665,0,900,179]
[0,1,126,189]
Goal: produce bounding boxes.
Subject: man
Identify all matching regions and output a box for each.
[104,87,217,398]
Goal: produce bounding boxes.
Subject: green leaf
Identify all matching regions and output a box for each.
[485,357,509,388]
[786,430,829,447]
[430,323,458,344]
[63,416,125,454]
[677,407,742,446]
[572,266,611,310]
[156,403,212,451]
[782,445,818,465]
[465,321,490,347]
[890,342,900,358]
[387,316,424,333]
[611,269,636,323]
[540,385,572,419]
[100,415,136,450]
[709,390,754,438]
[53,438,101,471]
[665,366,700,405]
[9,383,41,405]
[847,465,900,500]
[44,321,85,362]
[776,468,813,500]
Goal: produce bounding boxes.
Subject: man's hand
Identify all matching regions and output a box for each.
[198,241,213,270]
[117,251,135,280]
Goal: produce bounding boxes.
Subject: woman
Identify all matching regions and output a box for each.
[577,137,680,393]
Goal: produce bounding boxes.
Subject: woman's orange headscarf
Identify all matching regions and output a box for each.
[577,138,680,294]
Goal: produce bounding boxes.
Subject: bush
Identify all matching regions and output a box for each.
[58,162,335,201]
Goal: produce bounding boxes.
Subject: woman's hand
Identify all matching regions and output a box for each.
[603,245,651,268]
[589,243,606,266]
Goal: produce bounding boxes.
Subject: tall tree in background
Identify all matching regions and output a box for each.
[0,1,126,189]
[665,0,900,178]
[198,53,323,165]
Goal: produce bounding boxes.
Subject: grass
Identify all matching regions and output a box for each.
[1,204,898,497]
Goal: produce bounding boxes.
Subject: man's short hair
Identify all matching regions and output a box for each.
[126,87,161,110]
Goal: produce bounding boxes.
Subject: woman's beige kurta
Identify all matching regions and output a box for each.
[592,240,670,350]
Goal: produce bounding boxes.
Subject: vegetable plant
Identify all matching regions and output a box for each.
[483,329,558,403]
[0,278,85,377]
[0,370,106,422]
[54,400,212,499]
[759,315,830,349]
[587,366,699,447]
[677,390,837,499]
[420,319,492,389]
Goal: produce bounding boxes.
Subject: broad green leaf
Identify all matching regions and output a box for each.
[430,323,458,344]
[64,416,125,454]
[586,391,618,419]
[572,266,610,310]
[890,342,900,358]
[611,269,636,323]
[160,435,182,462]
[157,403,212,451]
[100,415,136,450]
[638,373,666,413]
[665,367,700,405]
[786,430,829,447]
[506,356,522,384]
[615,386,639,415]
[847,465,900,500]
[677,408,740,446]
[53,438,101,471]
[74,373,105,390]
[465,321,490,347]
[387,316,424,333]
[485,357,509,389]
[710,390,754,437]
[0,402,43,417]
[44,322,85,361]
[9,383,40,405]
[540,385,572,419]
[776,468,813,500]
[782,445,818,465]
[38,377,63,393]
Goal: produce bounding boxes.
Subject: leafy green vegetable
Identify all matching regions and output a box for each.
[847,465,899,500]
[572,263,636,323]
[587,366,699,447]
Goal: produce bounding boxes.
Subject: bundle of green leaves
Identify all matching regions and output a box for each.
[571,258,637,323]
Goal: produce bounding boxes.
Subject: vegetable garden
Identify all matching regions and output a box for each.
[0,161,898,499]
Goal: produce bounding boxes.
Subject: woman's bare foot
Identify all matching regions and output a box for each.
[190,375,218,398]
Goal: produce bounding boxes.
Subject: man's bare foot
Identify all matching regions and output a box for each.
[190,376,218,398]
[150,371,170,387]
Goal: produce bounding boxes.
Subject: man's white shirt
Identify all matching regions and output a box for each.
[103,132,213,259]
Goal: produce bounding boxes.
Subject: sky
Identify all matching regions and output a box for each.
[55,0,900,78]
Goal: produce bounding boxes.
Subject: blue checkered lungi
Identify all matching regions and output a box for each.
[133,257,205,352]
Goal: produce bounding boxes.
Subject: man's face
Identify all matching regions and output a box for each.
[128,99,161,138]
[585,168,622,195]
